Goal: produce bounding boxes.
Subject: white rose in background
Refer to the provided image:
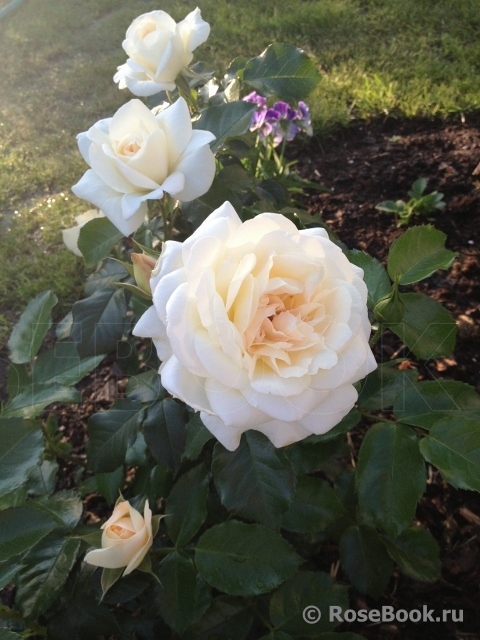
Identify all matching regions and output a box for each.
[134,202,377,451]
[114,8,210,97]
[62,209,105,256]
[84,500,153,576]
[72,98,216,236]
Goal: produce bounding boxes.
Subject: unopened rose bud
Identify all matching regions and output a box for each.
[131,252,157,295]
[374,289,405,325]
[84,499,153,576]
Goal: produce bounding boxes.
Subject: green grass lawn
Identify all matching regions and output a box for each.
[1,0,479,344]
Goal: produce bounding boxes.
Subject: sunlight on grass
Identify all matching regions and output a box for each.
[0,0,479,340]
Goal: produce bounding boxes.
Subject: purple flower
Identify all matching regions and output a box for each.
[243,91,267,108]
[297,101,313,136]
[244,93,313,147]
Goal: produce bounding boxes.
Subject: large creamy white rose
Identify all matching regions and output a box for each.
[114,8,210,97]
[133,202,377,451]
[84,500,152,576]
[72,98,215,236]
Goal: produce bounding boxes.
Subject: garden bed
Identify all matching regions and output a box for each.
[2,113,479,640]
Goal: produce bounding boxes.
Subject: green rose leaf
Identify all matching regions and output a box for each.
[0,631,23,640]
[83,258,130,296]
[270,571,348,636]
[419,416,480,491]
[383,526,441,582]
[0,560,24,590]
[357,361,418,410]
[182,175,243,230]
[195,521,300,596]
[95,466,125,505]
[27,459,59,497]
[6,363,30,399]
[87,399,144,473]
[126,369,166,404]
[282,476,346,534]
[183,413,214,461]
[47,593,120,640]
[339,525,393,597]
[387,292,457,360]
[387,225,456,285]
[157,552,211,635]
[7,290,57,364]
[285,435,347,475]
[0,485,27,510]
[0,506,56,562]
[394,380,480,429]
[244,43,320,100]
[15,535,80,621]
[1,383,81,419]
[347,249,392,309]
[356,423,426,536]
[71,287,127,358]
[31,342,104,387]
[29,490,83,531]
[184,596,254,640]
[212,431,296,529]
[143,398,187,473]
[194,102,256,153]
[316,634,366,640]
[166,463,210,547]
[0,418,44,497]
[78,217,124,267]
[100,571,149,604]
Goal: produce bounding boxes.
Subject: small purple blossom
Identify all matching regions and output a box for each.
[243,91,267,108]
[243,93,313,147]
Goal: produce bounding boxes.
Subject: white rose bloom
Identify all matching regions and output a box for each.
[62,209,105,257]
[133,202,377,451]
[84,500,153,576]
[72,98,216,236]
[114,8,210,97]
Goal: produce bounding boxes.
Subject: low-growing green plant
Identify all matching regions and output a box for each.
[376,177,446,226]
[0,6,476,640]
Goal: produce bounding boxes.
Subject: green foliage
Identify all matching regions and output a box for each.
[419,416,480,491]
[243,44,321,100]
[195,521,300,596]
[356,423,426,536]
[0,2,477,637]
[339,525,393,597]
[376,178,446,226]
[387,225,456,284]
[78,218,124,267]
[382,527,441,582]
[212,432,296,529]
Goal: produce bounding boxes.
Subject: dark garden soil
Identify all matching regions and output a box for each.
[2,113,480,639]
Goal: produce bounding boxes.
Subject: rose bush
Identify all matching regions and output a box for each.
[84,499,153,576]
[114,8,210,97]
[72,97,216,236]
[134,202,377,451]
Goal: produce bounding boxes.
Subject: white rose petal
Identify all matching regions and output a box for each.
[133,201,377,451]
[72,98,215,236]
[114,8,210,97]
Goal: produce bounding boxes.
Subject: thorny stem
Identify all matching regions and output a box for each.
[358,409,394,424]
